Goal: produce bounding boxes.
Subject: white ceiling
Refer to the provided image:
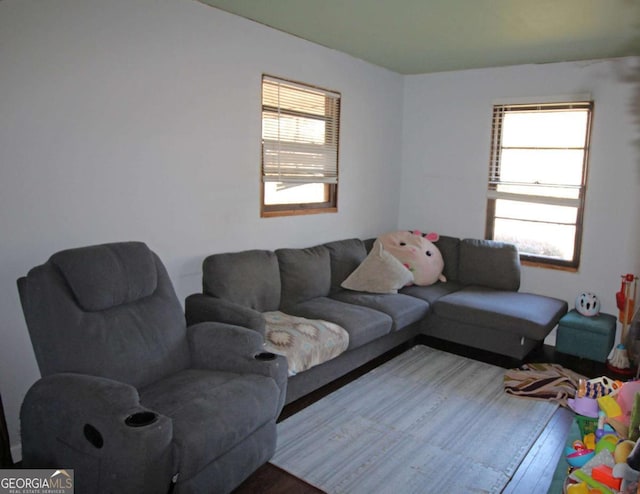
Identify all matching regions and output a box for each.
[199,0,640,74]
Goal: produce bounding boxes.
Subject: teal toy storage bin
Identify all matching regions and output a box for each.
[556,309,617,362]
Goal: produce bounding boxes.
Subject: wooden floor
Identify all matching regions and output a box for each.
[233,336,630,494]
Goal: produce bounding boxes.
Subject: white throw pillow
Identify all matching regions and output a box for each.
[341,240,414,294]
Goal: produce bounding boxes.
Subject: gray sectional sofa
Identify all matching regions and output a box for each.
[186,235,568,405]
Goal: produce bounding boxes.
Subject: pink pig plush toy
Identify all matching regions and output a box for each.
[378,230,446,286]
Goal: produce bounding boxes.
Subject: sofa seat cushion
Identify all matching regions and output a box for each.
[400,281,464,305]
[140,369,279,481]
[284,297,393,350]
[331,291,429,330]
[433,286,568,340]
[263,311,349,375]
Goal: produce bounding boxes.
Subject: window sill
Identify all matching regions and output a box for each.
[521,259,578,273]
[261,207,337,218]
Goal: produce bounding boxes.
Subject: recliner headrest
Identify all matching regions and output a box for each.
[51,242,158,311]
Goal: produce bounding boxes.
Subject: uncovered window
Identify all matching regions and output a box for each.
[261,75,340,217]
[485,101,593,270]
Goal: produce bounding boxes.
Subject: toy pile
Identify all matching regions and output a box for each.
[564,376,640,493]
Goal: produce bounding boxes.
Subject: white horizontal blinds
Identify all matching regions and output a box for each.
[262,75,340,184]
[487,101,592,207]
[488,105,505,186]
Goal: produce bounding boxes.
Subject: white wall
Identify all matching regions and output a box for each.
[400,58,640,343]
[0,0,404,455]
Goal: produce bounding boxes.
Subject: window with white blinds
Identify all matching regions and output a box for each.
[261,75,340,216]
[485,101,593,269]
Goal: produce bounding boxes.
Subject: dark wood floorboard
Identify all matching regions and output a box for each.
[502,406,574,494]
[233,463,324,494]
[233,336,632,494]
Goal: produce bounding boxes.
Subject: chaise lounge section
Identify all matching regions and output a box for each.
[400,236,569,359]
[186,233,569,404]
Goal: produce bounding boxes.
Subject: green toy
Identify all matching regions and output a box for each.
[630,393,640,442]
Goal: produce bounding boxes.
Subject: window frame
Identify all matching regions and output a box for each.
[485,101,594,271]
[260,75,340,218]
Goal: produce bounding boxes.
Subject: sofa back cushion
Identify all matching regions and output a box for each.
[458,239,520,291]
[323,238,368,294]
[276,245,331,309]
[434,235,461,282]
[203,250,280,312]
[363,238,376,252]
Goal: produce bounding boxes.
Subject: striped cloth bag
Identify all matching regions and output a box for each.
[504,362,587,408]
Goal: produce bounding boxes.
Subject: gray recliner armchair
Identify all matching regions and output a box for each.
[17,241,287,494]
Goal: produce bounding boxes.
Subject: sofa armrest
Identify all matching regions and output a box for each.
[21,373,174,492]
[187,322,288,411]
[185,293,266,336]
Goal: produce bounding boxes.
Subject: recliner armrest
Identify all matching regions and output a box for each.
[187,322,288,412]
[21,373,174,493]
[185,293,266,337]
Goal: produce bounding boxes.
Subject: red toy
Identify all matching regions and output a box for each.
[591,464,621,490]
[617,273,638,325]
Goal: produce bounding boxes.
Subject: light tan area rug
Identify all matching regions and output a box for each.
[271,345,558,494]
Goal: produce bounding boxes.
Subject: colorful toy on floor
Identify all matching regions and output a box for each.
[596,410,606,440]
[566,481,606,494]
[591,464,622,490]
[597,396,623,419]
[564,439,596,468]
[578,376,623,399]
[563,384,640,494]
[566,448,596,468]
[630,393,640,442]
[614,381,640,427]
[626,434,640,471]
[568,396,599,418]
[608,273,638,373]
[573,468,615,494]
[595,434,619,454]
[616,274,638,326]
[614,440,636,464]
[565,482,595,494]
[584,433,596,450]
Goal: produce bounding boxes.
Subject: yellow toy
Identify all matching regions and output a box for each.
[583,433,596,450]
[614,440,635,463]
[565,482,591,494]
[573,469,614,494]
[597,395,623,418]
